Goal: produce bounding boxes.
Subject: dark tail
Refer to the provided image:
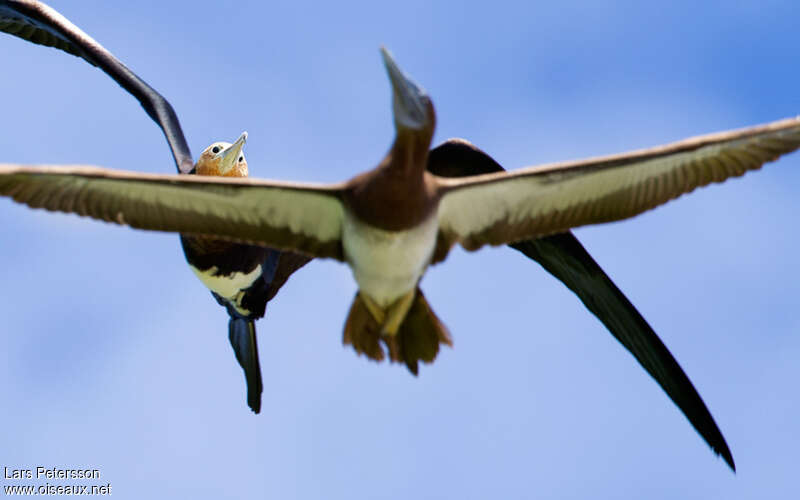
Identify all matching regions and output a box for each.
[228,318,263,413]
[343,288,452,375]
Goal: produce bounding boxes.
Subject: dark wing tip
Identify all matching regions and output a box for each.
[511,233,736,471]
[0,0,95,63]
[248,389,262,414]
[1,0,193,173]
[717,443,736,472]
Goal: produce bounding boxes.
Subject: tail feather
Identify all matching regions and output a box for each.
[343,293,384,361]
[228,318,263,413]
[342,289,452,375]
[394,289,453,375]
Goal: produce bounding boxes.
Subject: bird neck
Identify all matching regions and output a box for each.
[381,127,432,180]
[341,127,437,231]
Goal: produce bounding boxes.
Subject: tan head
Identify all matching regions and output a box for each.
[195,132,249,177]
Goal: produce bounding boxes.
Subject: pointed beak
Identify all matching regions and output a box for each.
[381,47,428,130]
[215,131,247,174]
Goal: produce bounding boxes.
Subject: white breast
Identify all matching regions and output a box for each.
[342,211,438,307]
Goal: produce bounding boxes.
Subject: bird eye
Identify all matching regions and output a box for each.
[239,156,244,162]
[212,146,221,154]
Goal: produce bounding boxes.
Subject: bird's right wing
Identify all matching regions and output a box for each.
[0,0,194,173]
[0,164,347,260]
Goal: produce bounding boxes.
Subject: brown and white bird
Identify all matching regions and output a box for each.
[8,0,799,471]
[0,0,713,424]
[4,48,789,380]
[0,48,798,470]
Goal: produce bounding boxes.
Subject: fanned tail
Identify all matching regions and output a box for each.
[343,294,385,361]
[228,318,264,413]
[343,288,452,375]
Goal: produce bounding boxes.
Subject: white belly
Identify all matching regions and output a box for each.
[342,211,438,307]
[188,264,262,315]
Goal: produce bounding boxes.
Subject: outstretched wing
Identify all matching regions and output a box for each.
[428,138,734,470]
[0,164,347,260]
[437,117,800,256]
[0,0,193,173]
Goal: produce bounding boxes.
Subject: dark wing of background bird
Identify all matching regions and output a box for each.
[428,138,736,470]
[0,0,193,173]
[433,117,800,468]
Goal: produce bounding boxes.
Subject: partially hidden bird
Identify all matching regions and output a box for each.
[182,133,313,414]
[6,0,795,471]
[0,0,315,413]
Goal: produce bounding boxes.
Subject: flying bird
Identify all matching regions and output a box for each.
[5,0,791,470]
[182,133,312,414]
[0,0,314,413]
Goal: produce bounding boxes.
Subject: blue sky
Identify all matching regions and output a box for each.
[1,0,799,498]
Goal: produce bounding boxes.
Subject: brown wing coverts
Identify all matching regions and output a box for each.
[0,165,345,260]
[437,117,800,256]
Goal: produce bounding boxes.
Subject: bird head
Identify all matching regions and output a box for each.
[195,132,248,177]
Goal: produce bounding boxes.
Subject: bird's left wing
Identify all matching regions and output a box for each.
[428,138,735,469]
[0,164,346,260]
[436,116,800,255]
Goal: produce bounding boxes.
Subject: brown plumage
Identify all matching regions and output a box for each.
[343,120,440,231]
